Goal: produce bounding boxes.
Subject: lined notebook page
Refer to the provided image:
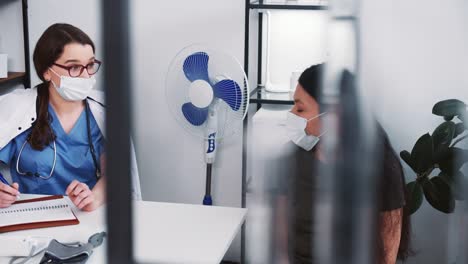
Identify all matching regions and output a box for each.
[0,198,76,227]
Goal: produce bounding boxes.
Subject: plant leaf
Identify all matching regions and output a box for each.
[432,99,467,119]
[440,171,467,201]
[458,110,467,124]
[432,121,455,156]
[410,133,434,174]
[454,122,466,138]
[421,176,455,213]
[406,181,423,214]
[438,147,468,175]
[400,150,417,173]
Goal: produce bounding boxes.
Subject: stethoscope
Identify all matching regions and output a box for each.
[15,100,101,180]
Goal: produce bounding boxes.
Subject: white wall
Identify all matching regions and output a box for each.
[360,1,468,263]
[0,0,25,73]
[130,1,246,261]
[0,0,24,95]
[262,10,328,89]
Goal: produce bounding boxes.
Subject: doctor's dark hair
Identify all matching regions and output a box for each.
[31,23,95,150]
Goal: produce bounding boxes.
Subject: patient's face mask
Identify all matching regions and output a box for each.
[285,111,327,151]
[49,67,96,101]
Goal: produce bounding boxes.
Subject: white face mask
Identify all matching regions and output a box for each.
[285,111,327,151]
[49,68,96,101]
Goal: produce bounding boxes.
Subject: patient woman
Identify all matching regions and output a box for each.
[0,24,106,211]
[281,64,412,263]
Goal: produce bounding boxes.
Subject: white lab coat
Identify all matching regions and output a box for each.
[0,87,142,200]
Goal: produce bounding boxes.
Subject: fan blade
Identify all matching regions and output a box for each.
[213,79,242,111]
[183,52,210,82]
[181,102,209,126]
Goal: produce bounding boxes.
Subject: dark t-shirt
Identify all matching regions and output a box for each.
[281,130,406,263]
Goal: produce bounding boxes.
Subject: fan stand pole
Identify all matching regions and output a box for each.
[203,163,213,205]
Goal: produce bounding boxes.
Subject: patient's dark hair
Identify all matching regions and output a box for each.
[298,64,324,102]
[31,23,95,150]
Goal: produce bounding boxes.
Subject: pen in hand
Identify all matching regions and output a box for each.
[0,172,20,199]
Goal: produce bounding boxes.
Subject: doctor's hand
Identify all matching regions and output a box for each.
[66,180,99,212]
[0,182,20,208]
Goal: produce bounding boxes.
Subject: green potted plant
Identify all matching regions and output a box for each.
[401,99,468,214]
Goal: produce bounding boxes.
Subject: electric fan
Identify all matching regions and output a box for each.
[165,44,250,205]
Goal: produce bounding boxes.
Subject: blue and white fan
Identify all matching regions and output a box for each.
[165,44,249,205]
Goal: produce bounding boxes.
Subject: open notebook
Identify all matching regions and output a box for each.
[0,195,79,233]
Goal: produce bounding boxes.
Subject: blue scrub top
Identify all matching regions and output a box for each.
[0,104,105,195]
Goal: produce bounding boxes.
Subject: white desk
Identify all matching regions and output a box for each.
[0,195,247,264]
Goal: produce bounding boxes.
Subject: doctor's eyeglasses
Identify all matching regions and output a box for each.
[53,59,102,78]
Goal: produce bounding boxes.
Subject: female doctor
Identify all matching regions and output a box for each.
[0,23,127,211]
